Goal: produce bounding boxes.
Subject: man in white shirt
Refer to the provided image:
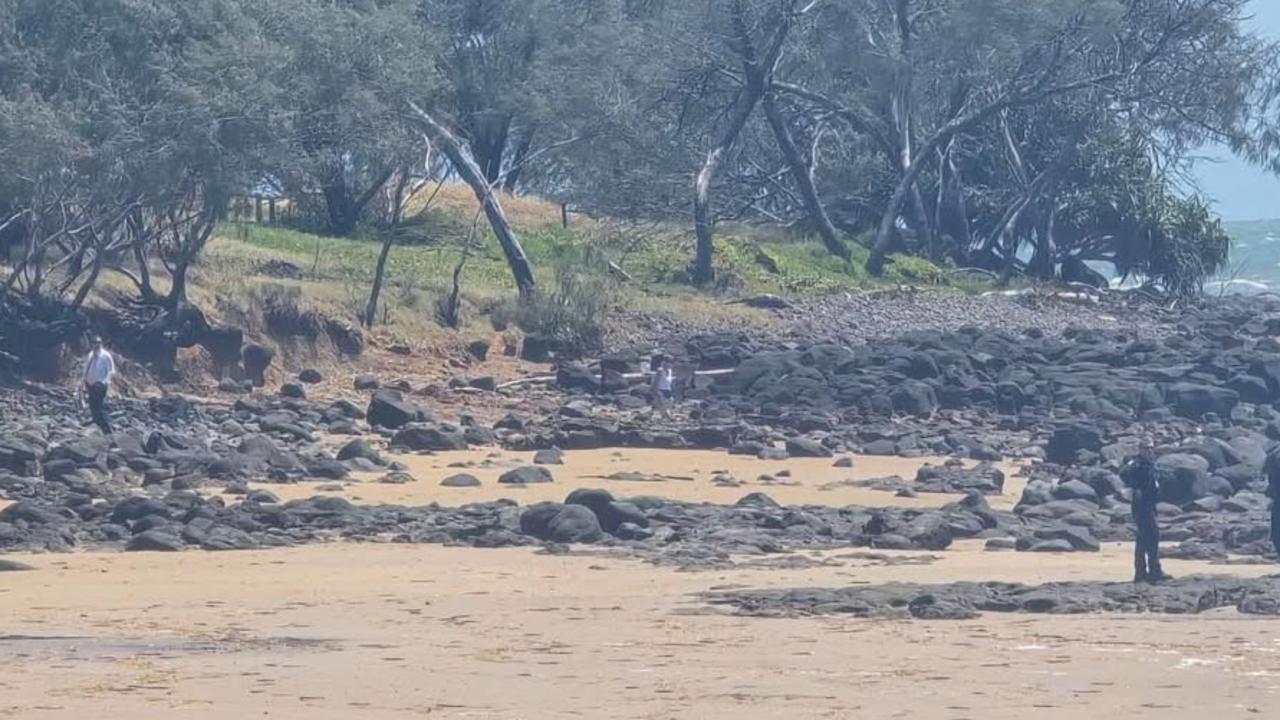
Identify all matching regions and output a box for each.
[82,336,115,435]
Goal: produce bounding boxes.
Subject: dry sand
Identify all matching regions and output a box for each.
[6,450,1280,718]
[252,447,1028,510]
[2,542,1280,719]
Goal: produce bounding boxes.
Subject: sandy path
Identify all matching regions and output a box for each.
[250,447,1028,510]
[2,542,1279,720]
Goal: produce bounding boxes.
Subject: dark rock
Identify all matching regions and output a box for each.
[298,368,323,384]
[280,382,306,399]
[890,381,938,418]
[534,448,565,465]
[736,492,780,509]
[904,513,952,550]
[367,389,430,430]
[757,447,790,461]
[499,466,554,484]
[441,473,481,487]
[785,437,832,458]
[467,340,490,361]
[556,363,600,393]
[1053,479,1099,503]
[1046,423,1102,466]
[242,343,275,388]
[125,530,184,552]
[519,502,565,537]
[389,424,468,452]
[1033,525,1100,552]
[336,438,383,465]
[546,505,604,543]
[1027,539,1075,553]
[1167,383,1239,419]
[1156,453,1211,504]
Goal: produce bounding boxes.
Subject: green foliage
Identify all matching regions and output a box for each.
[516,255,618,356]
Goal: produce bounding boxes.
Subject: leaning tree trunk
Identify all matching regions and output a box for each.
[364,172,412,327]
[407,101,535,296]
[692,73,768,286]
[761,91,847,261]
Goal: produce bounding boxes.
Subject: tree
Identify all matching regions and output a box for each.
[264,0,430,236]
[0,0,280,310]
[861,0,1274,275]
[407,100,536,295]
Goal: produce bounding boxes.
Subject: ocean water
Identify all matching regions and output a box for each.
[1211,220,1280,295]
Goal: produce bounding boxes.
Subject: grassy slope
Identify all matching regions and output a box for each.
[209,183,968,307]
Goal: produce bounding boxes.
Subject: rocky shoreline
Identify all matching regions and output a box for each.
[3,290,1280,616]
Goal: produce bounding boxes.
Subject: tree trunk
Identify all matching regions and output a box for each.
[364,172,411,328]
[323,166,394,237]
[322,170,359,236]
[407,101,535,296]
[762,91,847,261]
[71,242,104,309]
[868,96,1018,275]
[503,131,533,193]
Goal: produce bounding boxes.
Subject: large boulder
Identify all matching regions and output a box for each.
[1156,453,1211,505]
[499,466,554,484]
[565,488,650,534]
[1031,524,1100,552]
[545,505,604,543]
[389,424,468,452]
[335,438,384,466]
[125,529,185,552]
[904,512,952,550]
[556,363,601,393]
[1053,479,1099,503]
[890,381,938,418]
[1167,383,1239,419]
[519,502,565,537]
[367,389,429,430]
[1046,423,1102,466]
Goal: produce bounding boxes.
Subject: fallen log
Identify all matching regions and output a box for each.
[495,367,735,391]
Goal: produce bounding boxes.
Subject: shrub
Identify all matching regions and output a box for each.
[517,256,618,357]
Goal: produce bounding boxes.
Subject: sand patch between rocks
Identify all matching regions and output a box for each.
[244,447,1026,510]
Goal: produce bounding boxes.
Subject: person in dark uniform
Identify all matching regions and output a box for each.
[1265,447,1280,559]
[1122,450,1170,583]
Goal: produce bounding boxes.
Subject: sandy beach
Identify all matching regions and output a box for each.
[247,447,1028,511]
[3,541,1279,720]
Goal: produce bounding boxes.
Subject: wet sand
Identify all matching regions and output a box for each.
[2,542,1279,719]
[253,447,1028,510]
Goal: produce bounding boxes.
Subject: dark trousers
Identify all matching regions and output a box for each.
[86,382,113,435]
[1134,516,1163,580]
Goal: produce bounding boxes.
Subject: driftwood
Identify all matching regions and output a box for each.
[495,367,735,391]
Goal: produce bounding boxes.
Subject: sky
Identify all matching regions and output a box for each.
[1192,0,1280,221]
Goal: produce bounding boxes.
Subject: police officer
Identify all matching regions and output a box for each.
[1265,447,1280,559]
[1122,450,1170,583]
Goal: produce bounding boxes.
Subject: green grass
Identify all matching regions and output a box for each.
[213,213,990,307]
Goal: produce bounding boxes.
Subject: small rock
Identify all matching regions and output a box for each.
[126,530,185,553]
[534,448,565,465]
